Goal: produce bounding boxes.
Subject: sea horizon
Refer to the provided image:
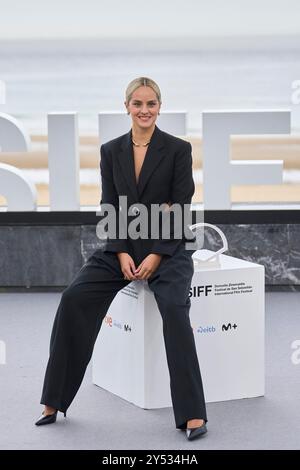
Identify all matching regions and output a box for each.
[1,36,300,135]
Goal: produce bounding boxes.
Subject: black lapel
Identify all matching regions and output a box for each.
[117,124,166,201]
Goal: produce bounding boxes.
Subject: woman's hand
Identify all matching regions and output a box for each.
[134,254,163,280]
[117,252,137,281]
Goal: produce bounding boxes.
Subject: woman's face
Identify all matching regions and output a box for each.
[125,86,161,130]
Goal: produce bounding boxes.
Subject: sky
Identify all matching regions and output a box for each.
[0,0,300,40]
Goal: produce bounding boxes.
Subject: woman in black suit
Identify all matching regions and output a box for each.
[36,76,207,441]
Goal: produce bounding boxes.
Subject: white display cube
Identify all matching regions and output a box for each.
[92,249,265,408]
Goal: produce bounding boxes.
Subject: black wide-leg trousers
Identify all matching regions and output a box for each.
[40,244,207,429]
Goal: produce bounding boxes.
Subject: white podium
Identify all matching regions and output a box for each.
[92,249,265,408]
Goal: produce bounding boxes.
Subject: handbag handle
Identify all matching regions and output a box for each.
[188,222,228,265]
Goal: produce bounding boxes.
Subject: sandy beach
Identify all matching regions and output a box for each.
[1,134,300,206]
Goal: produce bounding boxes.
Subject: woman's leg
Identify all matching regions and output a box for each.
[39,251,130,415]
[148,245,207,430]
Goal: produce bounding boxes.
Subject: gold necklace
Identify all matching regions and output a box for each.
[132,137,151,147]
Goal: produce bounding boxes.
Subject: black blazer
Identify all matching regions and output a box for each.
[99,124,195,265]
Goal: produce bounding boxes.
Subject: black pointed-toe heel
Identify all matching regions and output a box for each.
[35,410,58,426]
[186,422,207,441]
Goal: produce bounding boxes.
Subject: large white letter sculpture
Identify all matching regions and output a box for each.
[202,110,291,209]
[48,112,80,210]
[0,109,292,211]
[0,112,37,210]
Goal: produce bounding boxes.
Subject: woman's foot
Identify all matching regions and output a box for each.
[44,405,57,416]
[187,418,205,429]
[35,406,58,426]
[186,418,207,441]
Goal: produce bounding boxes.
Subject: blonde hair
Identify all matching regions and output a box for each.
[125,77,162,105]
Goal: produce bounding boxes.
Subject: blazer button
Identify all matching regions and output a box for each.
[132,206,140,216]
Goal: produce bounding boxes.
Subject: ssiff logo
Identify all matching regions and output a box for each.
[189,285,212,297]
